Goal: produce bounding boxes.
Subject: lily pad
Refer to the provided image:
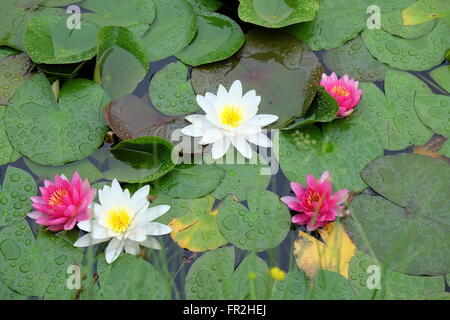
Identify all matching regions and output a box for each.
[96,26,149,101]
[414,93,450,138]
[96,253,171,299]
[231,253,270,299]
[37,62,86,80]
[142,0,197,61]
[278,119,383,192]
[104,136,176,183]
[271,269,312,299]
[104,94,185,141]
[185,246,234,299]
[23,156,103,183]
[0,47,19,59]
[238,0,318,28]
[282,86,339,130]
[82,0,155,32]
[440,140,450,158]
[0,2,63,51]
[176,12,244,66]
[0,108,20,165]
[168,196,227,252]
[5,73,110,165]
[24,14,99,64]
[344,194,449,276]
[154,164,225,198]
[186,0,222,13]
[381,10,437,39]
[401,0,450,26]
[0,222,83,298]
[217,189,291,252]
[202,149,271,201]
[0,280,26,300]
[322,36,388,82]
[0,166,37,227]
[430,65,450,93]
[284,0,368,50]
[362,20,449,71]
[191,28,323,128]
[311,270,356,300]
[0,53,34,106]
[149,61,199,116]
[349,250,447,299]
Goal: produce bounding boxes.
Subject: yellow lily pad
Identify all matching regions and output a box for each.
[293,222,356,279]
[168,196,227,252]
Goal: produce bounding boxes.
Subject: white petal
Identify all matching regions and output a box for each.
[105,238,124,264]
[131,184,150,211]
[110,179,122,198]
[92,224,111,239]
[198,127,224,145]
[246,133,273,148]
[140,237,161,250]
[126,226,147,242]
[229,80,242,98]
[241,90,260,120]
[124,239,141,255]
[232,136,252,159]
[211,137,231,159]
[142,205,171,222]
[216,84,228,101]
[234,123,261,135]
[246,114,278,127]
[74,233,109,247]
[181,124,204,137]
[77,219,93,232]
[196,95,214,114]
[146,222,172,236]
[204,92,217,104]
[185,114,206,124]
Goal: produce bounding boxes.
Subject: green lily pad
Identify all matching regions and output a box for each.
[23,156,103,183]
[230,253,270,299]
[186,0,222,13]
[430,65,450,93]
[238,0,318,28]
[381,10,437,39]
[362,20,449,71]
[271,269,312,300]
[154,164,225,198]
[282,86,339,130]
[344,194,449,276]
[168,196,228,252]
[440,139,450,158]
[191,28,323,128]
[284,0,367,50]
[96,26,149,101]
[104,136,176,183]
[322,36,388,82]
[176,12,244,66]
[142,0,197,61]
[82,0,155,32]
[185,246,234,299]
[0,53,34,106]
[202,149,271,201]
[0,280,26,300]
[278,119,383,192]
[217,190,291,252]
[149,193,200,225]
[0,166,37,227]
[348,250,447,299]
[149,61,198,116]
[0,2,63,51]
[0,222,83,298]
[24,14,99,64]
[37,62,86,80]
[5,73,110,165]
[0,47,19,59]
[96,253,171,299]
[401,0,450,26]
[311,270,356,300]
[0,107,20,165]
[414,93,450,138]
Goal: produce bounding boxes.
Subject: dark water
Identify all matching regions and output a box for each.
[1,0,449,299]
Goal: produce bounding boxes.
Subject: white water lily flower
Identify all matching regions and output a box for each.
[181,80,278,159]
[74,179,172,264]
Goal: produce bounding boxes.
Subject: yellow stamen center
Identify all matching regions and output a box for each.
[48,189,69,207]
[220,104,243,128]
[107,207,131,233]
[331,85,350,97]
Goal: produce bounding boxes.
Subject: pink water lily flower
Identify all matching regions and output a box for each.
[27,171,96,231]
[281,171,349,231]
[320,72,362,117]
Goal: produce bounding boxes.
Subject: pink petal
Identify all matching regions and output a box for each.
[290,182,305,200]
